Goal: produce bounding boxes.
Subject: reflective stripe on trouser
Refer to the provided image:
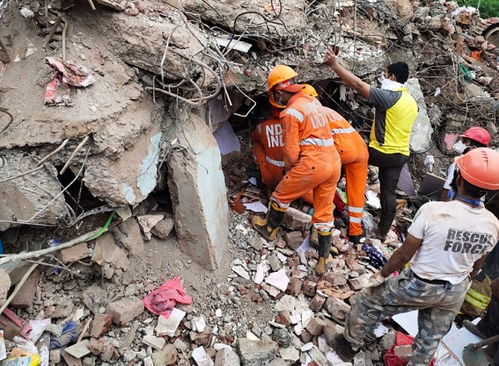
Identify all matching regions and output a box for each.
[344,158,368,236]
[252,142,284,190]
[272,151,341,230]
[344,268,468,366]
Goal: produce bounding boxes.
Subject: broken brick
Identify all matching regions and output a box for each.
[275,311,292,327]
[57,243,90,264]
[302,280,317,297]
[323,272,347,287]
[300,330,313,343]
[348,278,363,291]
[151,215,175,240]
[111,217,144,256]
[286,256,300,268]
[286,278,303,297]
[283,231,303,250]
[238,285,249,295]
[90,314,113,338]
[324,297,351,321]
[106,299,144,325]
[11,267,41,308]
[251,293,263,303]
[283,207,311,231]
[305,317,325,336]
[309,294,326,312]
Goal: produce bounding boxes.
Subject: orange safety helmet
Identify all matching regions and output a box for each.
[302,83,318,97]
[460,127,491,147]
[455,148,499,190]
[267,65,298,90]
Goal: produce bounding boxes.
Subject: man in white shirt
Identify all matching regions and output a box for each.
[331,148,499,366]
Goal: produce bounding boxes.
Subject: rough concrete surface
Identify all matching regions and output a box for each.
[167,111,230,271]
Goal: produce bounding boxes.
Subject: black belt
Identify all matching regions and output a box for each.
[413,272,451,286]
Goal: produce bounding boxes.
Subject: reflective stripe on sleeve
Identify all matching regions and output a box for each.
[299,138,334,147]
[331,127,355,134]
[284,108,305,122]
[265,156,285,167]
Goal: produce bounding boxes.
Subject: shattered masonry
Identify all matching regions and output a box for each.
[0,0,498,365]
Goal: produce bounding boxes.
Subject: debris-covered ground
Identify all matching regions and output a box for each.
[0,0,498,365]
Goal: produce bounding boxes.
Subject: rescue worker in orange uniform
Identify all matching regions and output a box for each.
[323,106,369,243]
[251,107,285,191]
[300,85,369,243]
[251,65,341,274]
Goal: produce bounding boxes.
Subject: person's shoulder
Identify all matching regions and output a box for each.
[481,207,499,226]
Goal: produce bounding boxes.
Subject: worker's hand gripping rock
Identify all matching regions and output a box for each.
[364,271,386,288]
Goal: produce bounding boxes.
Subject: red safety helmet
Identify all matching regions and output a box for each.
[455,148,499,190]
[460,127,491,147]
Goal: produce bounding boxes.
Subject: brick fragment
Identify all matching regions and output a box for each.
[57,243,90,264]
[305,317,325,336]
[302,280,317,297]
[106,299,144,325]
[90,314,113,338]
[283,231,303,250]
[323,272,347,287]
[309,294,326,312]
[286,278,303,297]
[275,311,292,327]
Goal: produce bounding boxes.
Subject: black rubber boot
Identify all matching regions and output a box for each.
[316,231,332,275]
[251,202,286,241]
[348,234,363,244]
[331,334,358,362]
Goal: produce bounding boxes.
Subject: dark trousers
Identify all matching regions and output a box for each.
[368,147,409,238]
[477,296,499,365]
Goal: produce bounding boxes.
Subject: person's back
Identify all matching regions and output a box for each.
[280,92,336,167]
[409,200,499,284]
[252,117,284,168]
[368,86,417,156]
[323,107,367,164]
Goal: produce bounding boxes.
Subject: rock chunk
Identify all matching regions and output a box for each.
[238,338,278,366]
[106,299,144,325]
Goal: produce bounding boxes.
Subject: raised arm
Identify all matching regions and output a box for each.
[324,49,371,99]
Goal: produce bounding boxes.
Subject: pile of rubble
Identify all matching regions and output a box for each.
[0,0,498,364]
[0,191,404,366]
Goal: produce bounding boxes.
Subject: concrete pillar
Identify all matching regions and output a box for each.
[166,111,229,270]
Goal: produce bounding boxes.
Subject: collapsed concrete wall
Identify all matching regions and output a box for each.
[166,110,229,271]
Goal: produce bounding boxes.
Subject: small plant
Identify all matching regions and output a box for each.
[457,0,499,19]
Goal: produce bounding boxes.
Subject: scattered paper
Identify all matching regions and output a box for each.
[392,310,419,337]
[243,201,268,213]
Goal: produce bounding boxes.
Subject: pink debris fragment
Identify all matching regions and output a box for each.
[444,133,458,151]
[142,277,192,318]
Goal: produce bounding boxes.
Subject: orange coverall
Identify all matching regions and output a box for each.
[272,93,341,231]
[251,116,285,190]
[323,107,369,236]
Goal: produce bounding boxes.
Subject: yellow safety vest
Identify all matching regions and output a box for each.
[369,87,418,156]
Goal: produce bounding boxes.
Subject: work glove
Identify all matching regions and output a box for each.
[363,271,387,288]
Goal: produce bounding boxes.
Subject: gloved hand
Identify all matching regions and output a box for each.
[364,271,387,288]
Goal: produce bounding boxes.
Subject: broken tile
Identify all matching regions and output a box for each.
[155,308,186,337]
[265,269,289,292]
